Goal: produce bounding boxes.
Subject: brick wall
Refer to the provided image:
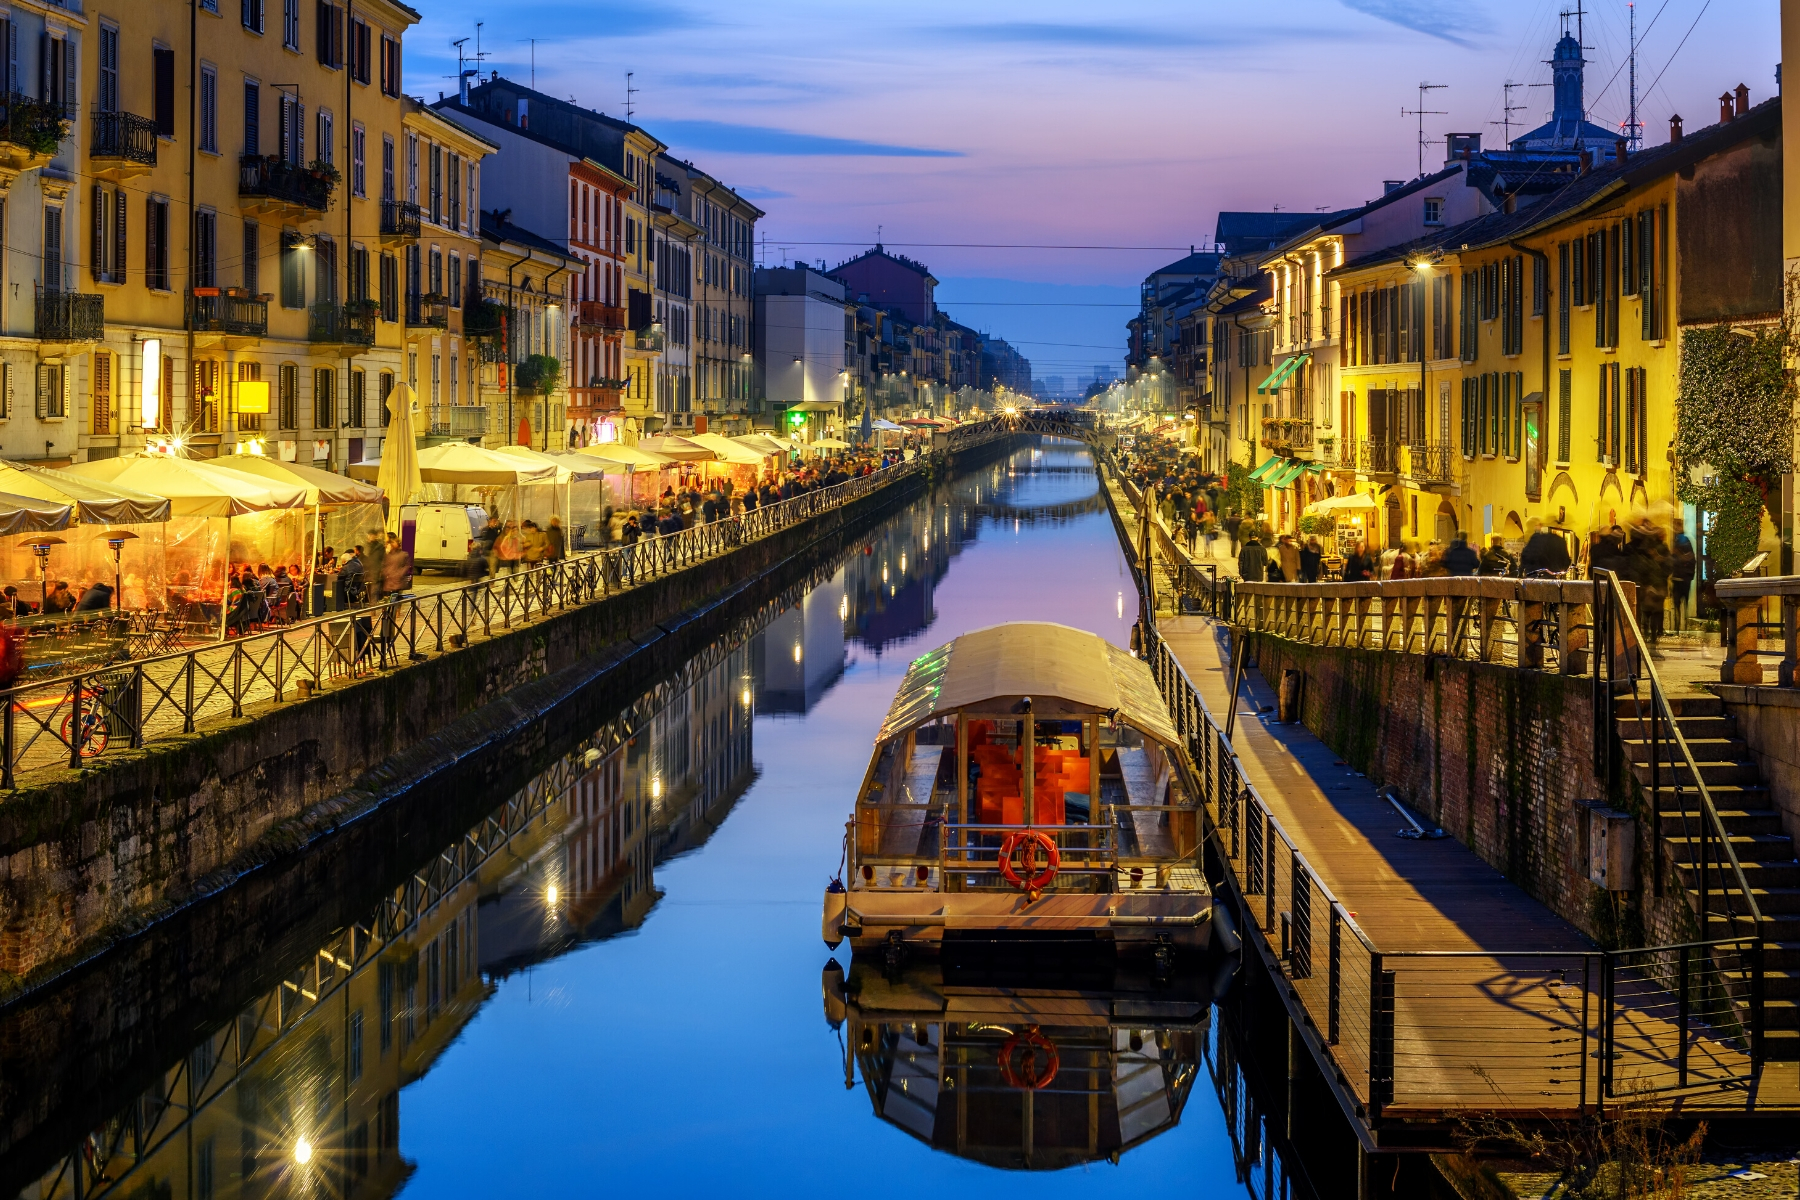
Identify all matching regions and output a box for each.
[1247,632,1697,949]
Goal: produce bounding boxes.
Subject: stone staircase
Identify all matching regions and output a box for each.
[1617,694,1800,1059]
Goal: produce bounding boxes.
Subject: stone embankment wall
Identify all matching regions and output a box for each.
[1717,684,1800,845]
[0,436,1022,994]
[1245,632,1695,949]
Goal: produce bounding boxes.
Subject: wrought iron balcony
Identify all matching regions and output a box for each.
[406,292,449,329]
[1358,438,1401,475]
[1402,441,1457,484]
[0,93,71,168]
[574,301,627,333]
[89,110,156,167]
[380,199,421,238]
[1260,416,1314,453]
[309,301,376,347]
[239,155,334,212]
[35,290,102,341]
[427,406,488,438]
[187,289,269,337]
[634,323,665,353]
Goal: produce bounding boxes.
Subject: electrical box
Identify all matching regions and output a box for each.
[1581,802,1635,891]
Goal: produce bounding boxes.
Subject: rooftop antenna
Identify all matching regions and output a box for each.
[1559,2,1589,123]
[876,223,882,250]
[451,32,486,103]
[1626,1,1642,151]
[1492,80,1528,145]
[527,38,537,90]
[625,71,638,121]
[1403,81,1449,178]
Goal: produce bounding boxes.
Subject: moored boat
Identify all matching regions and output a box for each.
[822,622,1211,969]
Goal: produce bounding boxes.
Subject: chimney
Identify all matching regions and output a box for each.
[1578,147,1591,174]
[1721,92,1734,123]
[1383,180,1404,194]
[1735,83,1750,116]
[1614,137,1628,165]
[1670,113,1684,143]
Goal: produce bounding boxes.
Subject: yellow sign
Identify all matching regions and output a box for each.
[238,380,270,413]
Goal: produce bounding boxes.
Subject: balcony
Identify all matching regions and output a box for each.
[1260,416,1314,454]
[1402,441,1457,485]
[89,110,156,180]
[406,293,449,330]
[34,290,102,342]
[634,324,665,353]
[239,155,334,215]
[0,93,71,174]
[574,301,627,334]
[567,382,625,416]
[187,289,269,341]
[309,301,376,348]
[1358,439,1401,476]
[427,406,488,439]
[380,199,421,239]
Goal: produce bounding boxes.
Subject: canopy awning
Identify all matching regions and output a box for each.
[575,443,677,470]
[786,401,842,413]
[876,621,1179,749]
[415,442,557,485]
[0,490,73,534]
[66,454,307,516]
[686,432,769,465]
[732,434,789,457]
[220,455,385,506]
[1304,491,1379,515]
[0,461,171,524]
[1247,457,1286,482]
[494,445,610,483]
[870,418,906,432]
[1256,353,1310,395]
[636,435,716,462]
[809,437,852,450]
[1269,461,1306,488]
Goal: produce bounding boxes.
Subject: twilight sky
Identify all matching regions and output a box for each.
[407,1,1779,383]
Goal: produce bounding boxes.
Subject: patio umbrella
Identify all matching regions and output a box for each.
[637,435,716,462]
[377,382,422,533]
[575,443,677,469]
[0,491,73,534]
[686,433,766,466]
[859,405,872,444]
[416,442,556,485]
[222,455,385,505]
[0,461,170,524]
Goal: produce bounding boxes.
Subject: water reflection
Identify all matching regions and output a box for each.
[9,441,1346,1199]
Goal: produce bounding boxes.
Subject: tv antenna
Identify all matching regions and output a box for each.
[450,26,488,100]
[625,71,638,121]
[1559,3,1589,123]
[1403,82,1448,179]
[1491,81,1528,145]
[1625,1,1642,151]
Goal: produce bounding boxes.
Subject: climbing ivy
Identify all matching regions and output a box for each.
[1224,460,1263,517]
[1674,311,1797,576]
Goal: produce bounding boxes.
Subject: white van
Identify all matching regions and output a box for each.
[412,503,488,573]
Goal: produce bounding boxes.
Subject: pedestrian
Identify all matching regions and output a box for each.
[495,521,524,574]
[363,529,387,601]
[1669,519,1696,631]
[1477,535,1515,576]
[1236,529,1267,585]
[1519,519,1572,577]
[521,520,547,567]
[1442,532,1479,577]
[1628,517,1671,638]
[382,537,412,597]
[1277,534,1301,584]
[1342,541,1374,583]
[1299,537,1323,583]
[1390,540,1420,580]
[546,516,566,561]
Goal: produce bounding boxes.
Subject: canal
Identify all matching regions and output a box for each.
[6,441,1356,1199]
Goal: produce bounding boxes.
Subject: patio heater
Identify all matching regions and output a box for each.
[20,536,64,611]
[103,530,139,610]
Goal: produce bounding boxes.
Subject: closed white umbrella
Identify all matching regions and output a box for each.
[377,383,422,533]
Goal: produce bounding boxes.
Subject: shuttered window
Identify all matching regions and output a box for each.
[152,46,174,137]
[199,66,217,153]
[92,351,111,435]
[284,0,300,51]
[43,205,61,293]
[380,35,400,97]
[242,0,263,34]
[1557,242,1571,354]
[244,80,259,155]
[145,197,169,289]
[278,362,299,429]
[315,1,343,67]
[1557,368,1572,463]
[314,367,335,430]
[36,364,66,419]
[243,219,258,293]
[98,26,118,113]
[194,209,216,288]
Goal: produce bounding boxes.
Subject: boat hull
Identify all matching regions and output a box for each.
[825,888,1212,958]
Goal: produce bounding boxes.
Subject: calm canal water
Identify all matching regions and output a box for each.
[11,442,1328,1200]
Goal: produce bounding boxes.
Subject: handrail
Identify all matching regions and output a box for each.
[1596,568,1763,935]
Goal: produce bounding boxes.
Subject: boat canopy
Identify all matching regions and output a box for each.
[876,622,1178,748]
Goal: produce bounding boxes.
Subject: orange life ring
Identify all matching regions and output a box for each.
[998,1025,1059,1089]
[998,830,1060,892]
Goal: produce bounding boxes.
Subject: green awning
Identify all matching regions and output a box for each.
[1248,457,1285,482]
[1272,461,1307,488]
[1256,353,1310,395]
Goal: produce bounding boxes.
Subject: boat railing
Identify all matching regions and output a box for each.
[938,822,1118,879]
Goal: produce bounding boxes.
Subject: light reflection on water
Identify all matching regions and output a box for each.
[11,443,1298,1200]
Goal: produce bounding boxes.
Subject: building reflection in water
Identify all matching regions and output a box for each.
[16,642,756,1200]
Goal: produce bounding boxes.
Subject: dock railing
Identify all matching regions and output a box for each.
[1139,622,1767,1120]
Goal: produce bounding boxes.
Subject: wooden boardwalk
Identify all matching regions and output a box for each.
[1155,615,1800,1139]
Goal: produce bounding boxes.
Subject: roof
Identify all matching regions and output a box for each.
[875,622,1180,747]
[1327,97,1781,282]
[830,245,938,284]
[1146,250,1222,278]
[480,209,579,261]
[1214,211,1319,254]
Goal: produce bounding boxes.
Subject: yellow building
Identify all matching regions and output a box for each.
[477,211,575,450]
[78,0,421,469]
[1320,97,1780,572]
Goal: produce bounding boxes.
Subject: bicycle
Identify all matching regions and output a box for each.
[57,684,109,759]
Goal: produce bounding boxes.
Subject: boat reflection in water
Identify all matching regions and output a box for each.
[825,959,1209,1171]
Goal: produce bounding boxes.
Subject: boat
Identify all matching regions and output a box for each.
[822,622,1211,970]
[822,959,1208,1170]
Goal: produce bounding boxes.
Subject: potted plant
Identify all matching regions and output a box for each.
[515,353,562,397]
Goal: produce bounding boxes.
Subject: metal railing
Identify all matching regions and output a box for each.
[0,437,1032,788]
[1402,441,1456,483]
[238,155,333,211]
[309,301,377,347]
[0,92,71,157]
[575,301,627,333]
[1358,438,1400,474]
[379,198,421,237]
[188,290,269,336]
[89,109,156,164]
[34,290,103,341]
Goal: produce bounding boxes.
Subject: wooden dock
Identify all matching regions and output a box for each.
[1153,615,1800,1147]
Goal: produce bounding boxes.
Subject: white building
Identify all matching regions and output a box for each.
[754,265,847,438]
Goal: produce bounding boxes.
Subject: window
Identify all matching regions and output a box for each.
[316,0,343,68]
[349,242,368,302]
[1597,360,1620,464]
[243,220,259,292]
[379,371,394,425]
[244,80,259,155]
[349,1011,364,1083]
[1620,215,1637,297]
[1640,207,1664,341]
[198,66,218,153]
[1423,197,1442,225]
[284,0,300,51]
[1557,242,1571,354]
[351,123,365,196]
[153,46,175,137]
[280,230,304,307]
[42,33,73,113]
[447,155,461,229]
[428,245,441,297]
[278,94,304,165]
[314,367,335,429]
[197,1137,215,1200]
[1531,253,1547,316]
[379,251,397,321]
[98,25,119,112]
[405,133,418,203]
[242,0,263,33]
[380,35,400,97]
[145,197,169,290]
[317,109,333,165]
[448,252,460,306]
[1556,367,1572,463]
[350,18,370,84]
[278,362,298,428]
[91,350,111,435]
[194,209,216,288]
[90,187,127,285]
[36,363,66,419]
[235,361,262,431]
[349,368,365,426]
[314,233,337,305]
[429,144,441,224]
[381,135,394,201]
